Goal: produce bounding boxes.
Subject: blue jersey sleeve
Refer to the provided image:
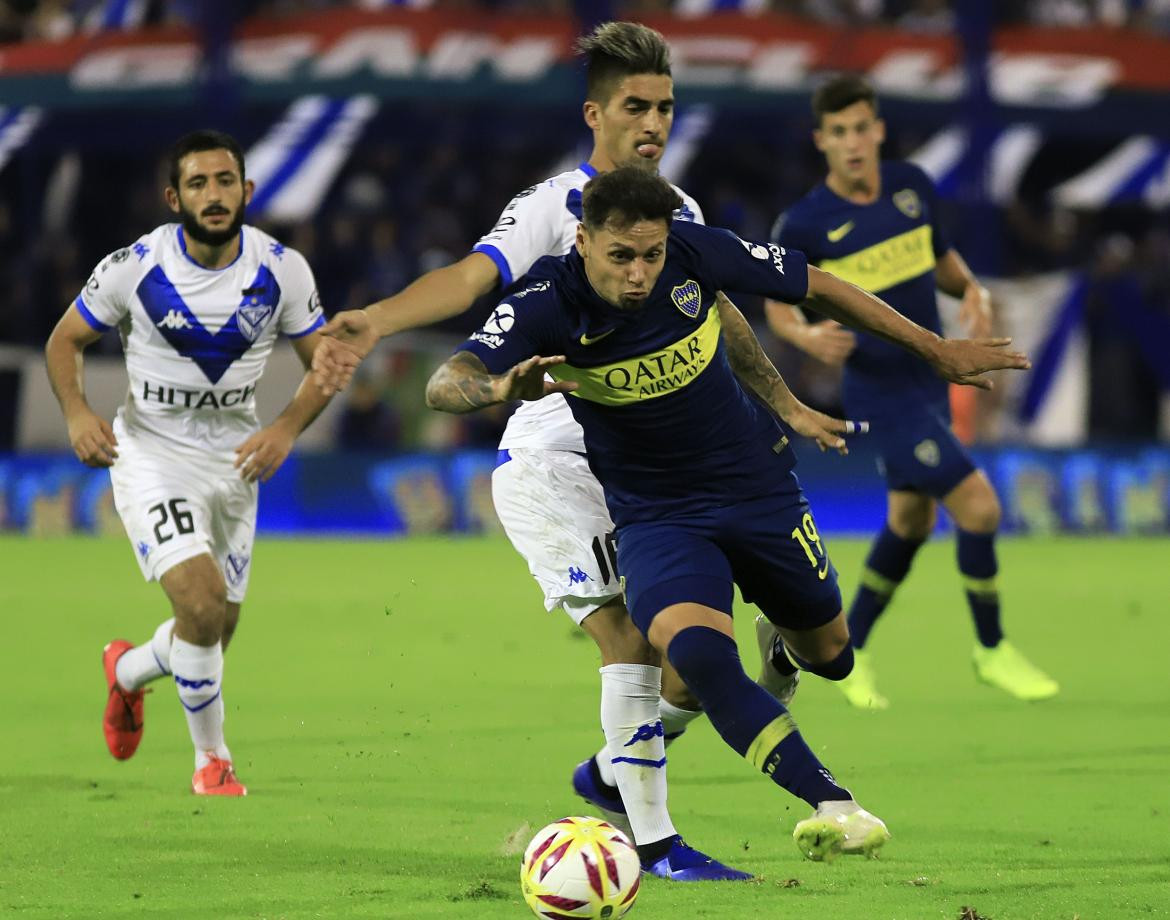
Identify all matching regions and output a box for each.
[456,281,564,374]
[676,221,809,304]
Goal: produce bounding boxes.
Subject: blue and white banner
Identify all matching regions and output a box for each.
[0,106,43,174]
[246,95,379,223]
[83,0,149,33]
[1051,136,1170,209]
[910,124,1043,204]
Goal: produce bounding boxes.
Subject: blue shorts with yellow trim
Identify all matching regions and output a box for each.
[618,472,843,636]
[871,405,977,498]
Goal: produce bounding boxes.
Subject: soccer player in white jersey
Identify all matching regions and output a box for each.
[45,130,331,796]
[311,23,854,879]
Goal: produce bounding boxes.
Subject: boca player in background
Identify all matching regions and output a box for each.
[45,130,332,795]
[761,76,1059,709]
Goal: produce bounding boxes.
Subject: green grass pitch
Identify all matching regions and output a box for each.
[2,534,1168,919]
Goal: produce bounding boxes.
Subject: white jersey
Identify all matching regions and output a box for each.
[472,162,704,451]
[74,223,323,457]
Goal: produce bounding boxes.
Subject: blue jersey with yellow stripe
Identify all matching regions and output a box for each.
[459,220,810,527]
[773,160,951,420]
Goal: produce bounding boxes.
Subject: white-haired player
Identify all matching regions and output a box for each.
[45,130,331,796]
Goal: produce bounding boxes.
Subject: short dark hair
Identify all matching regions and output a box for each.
[582,166,681,232]
[168,130,245,189]
[812,75,879,124]
[575,21,672,104]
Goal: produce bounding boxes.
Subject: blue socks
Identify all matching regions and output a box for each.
[847,525,924,649]
[957,529,1004,648]
[667,626,850,807]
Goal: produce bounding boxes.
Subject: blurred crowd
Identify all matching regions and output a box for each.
[0,101,1166,449]
[3,0,1170,43]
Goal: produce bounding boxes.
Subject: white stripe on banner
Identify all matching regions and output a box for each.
[989,124,1042,205]
[910,124,1041,204]
[674,0,769,17]
[0,106,44,174]
[1140,150,1170,208]
[246,95,379,223]
[909,126,966,183]
[1051,136,1159,209]
[658,105,714,185]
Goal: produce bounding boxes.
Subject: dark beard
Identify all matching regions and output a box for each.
[180,204,244,247]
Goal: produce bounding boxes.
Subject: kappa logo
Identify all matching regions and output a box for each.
[567,566,592,585]
[914,438,941,467]
[671,279,702,319]
[623,721,665,746]
[827,220,855,242]
[894,189,921,219]
[483,302,515,335]
[156,309,192,331]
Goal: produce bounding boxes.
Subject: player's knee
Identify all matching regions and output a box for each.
[889,504,935,541]
[173,586,228,645]
[958,493,1001,534]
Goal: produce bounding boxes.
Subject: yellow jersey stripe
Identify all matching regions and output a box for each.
[551,305,721,406]
[745,713,797,773]
[818,225,935,293]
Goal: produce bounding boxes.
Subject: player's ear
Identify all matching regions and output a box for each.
[583,99,601,132]
[164,185,181,214]
[243,178,255,205]
[812,125,826,153]
[575,223,587,256]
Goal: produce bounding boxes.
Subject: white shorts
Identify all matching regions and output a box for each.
[491,448,621,624]
[108,426,258,603]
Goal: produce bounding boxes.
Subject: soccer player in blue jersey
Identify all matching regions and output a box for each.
[45,130,331,795]
[424,167,1031,860]
[762,75,1059,708]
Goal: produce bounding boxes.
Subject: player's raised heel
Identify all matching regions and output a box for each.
[191,756,247,796]
[793,800,890,861]
[571,758,633,841]
[640,836,753,881]
[753,615,799,705]
[102,640,146,760]
[973,641,1060,701]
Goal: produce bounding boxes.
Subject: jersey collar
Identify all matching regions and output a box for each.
[176,224,246,272]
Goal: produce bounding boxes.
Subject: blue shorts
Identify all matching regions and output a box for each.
[618,473,843,636]
[871,406,977,498]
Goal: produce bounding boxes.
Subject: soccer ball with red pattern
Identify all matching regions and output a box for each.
[520,816,641,919]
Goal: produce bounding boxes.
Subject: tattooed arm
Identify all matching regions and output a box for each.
[425,351,577,414]
[717,292,858,454]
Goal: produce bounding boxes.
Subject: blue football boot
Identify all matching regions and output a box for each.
[571,758,633,840]
[641,836,754,881]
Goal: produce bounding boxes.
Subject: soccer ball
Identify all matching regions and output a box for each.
[520,816,641,919]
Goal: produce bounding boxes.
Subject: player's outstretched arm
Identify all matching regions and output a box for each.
[45,305,119,467]
[936,249,993,338]
[763,299,856,367]
[312,252,501,396]
[804,267,1030,390]
[717,294,860,455]
[235,331,334,483]
[425,352,577,415]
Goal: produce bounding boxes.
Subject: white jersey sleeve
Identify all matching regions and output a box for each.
[74,240,151,332]
[472,180,574,286]
[275,248,325,338]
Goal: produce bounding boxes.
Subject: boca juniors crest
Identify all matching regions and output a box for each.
[894,189,921,219]
[671,279,702,319]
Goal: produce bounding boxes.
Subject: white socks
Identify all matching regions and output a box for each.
[658,697,704,740]
[594,695,704,786]
[170,637,230,770]
[114,618,175,691]
[599,664,676,847]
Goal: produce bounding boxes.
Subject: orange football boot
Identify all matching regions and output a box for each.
[192,756,248,796]
[102,640,145,760]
